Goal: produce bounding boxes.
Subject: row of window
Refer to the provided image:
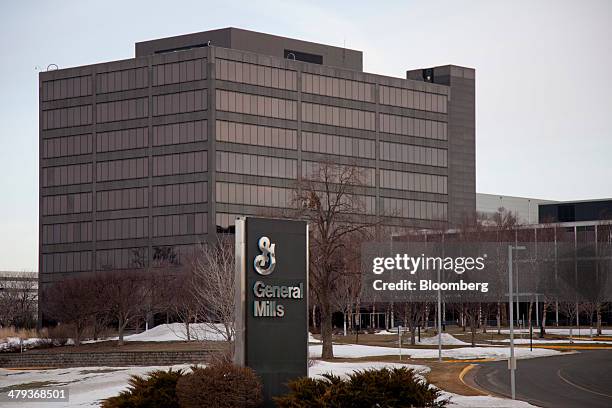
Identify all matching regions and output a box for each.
[42,105,92,130]
[42,192,93,216]
[302,161,376,187]
[216,182,293,209]
[42,251,92,274]
[42,76,92,101]
[301,131,375,159]
[302,73,374,102]
[382,197,447,221]
[153,59,207,86]
[216,151,297,179]
[97,217,148,241]
[97,157,148,182]
[216,90,297,120]
[153,120,207,146]
[97,98,148,123]
[153,213,207,237]
[96,67,148,94]
[317,191,376,215]
[379,113,447,141]
[152,182,207,207]
[215,182,376,215]
[380,169,448,194]
[41,246,202,274]
[301,102,375,131]
[41,133,92,158]
[152,151,207,176]
[98,127,148,152]
[379,86,447,114]
[216,120,297,150]
[152,89,207,116]
[216,59,297,90]
[42,163,92,187]
[380,141,448,168]
[42,221,92,244]
[97,187,148,211]
[97,247,147,270]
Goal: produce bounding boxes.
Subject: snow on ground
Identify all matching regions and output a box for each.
[308,343,561,360]
[308,333,322,343]
[0,365,191,407]
[0,337,45,351]
[121,323,226,342]
[443,392,539,407]
[310,359,429,377]
[417,333,470,346]
[374,329,396,335]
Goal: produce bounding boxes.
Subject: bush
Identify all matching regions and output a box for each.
[274,367,447,408]
[47,324,72,347]
[101,369,184,408]
[176,363,263,408]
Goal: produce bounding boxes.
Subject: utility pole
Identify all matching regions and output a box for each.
[508,245,526,400]
[437,265,442,362]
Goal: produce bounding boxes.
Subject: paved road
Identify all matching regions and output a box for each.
[471,350,612,408]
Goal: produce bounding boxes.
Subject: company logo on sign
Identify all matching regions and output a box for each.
[254,236,276,276]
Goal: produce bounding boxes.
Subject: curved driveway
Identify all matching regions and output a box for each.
[471,350,612,408]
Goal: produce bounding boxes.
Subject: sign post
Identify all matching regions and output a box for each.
[234,217,309,407]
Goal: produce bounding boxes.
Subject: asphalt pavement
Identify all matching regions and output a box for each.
[471,350,612,408]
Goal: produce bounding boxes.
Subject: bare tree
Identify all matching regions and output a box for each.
[292,160,375,359]
[165,269,199,341]
[44,275,98,346]
[191,238,235,343]
[399,301,426,345]
[0,273,38,329]
[102,271,152,346]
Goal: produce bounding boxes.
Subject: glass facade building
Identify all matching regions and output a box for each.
[39,28,475,317]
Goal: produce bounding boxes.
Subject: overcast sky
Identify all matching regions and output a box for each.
[1,0,610,271]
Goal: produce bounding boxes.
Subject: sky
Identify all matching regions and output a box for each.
[0,0,610,271]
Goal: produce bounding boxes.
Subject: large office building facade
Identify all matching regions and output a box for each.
[39,28,475,311]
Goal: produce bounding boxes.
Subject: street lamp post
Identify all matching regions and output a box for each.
[508,245,526,400]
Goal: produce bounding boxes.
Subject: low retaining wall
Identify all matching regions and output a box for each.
[0,350,213,368]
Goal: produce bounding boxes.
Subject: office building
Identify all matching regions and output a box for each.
[39,28,476,317]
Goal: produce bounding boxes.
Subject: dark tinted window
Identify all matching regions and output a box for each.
[284,49,323,65]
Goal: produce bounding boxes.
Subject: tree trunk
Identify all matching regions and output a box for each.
[540,302,548,337]
[496,302,501,335]
[596,303,602,336]
[320,300,334,359]
[528,301,533,332]
[118,316,125,346]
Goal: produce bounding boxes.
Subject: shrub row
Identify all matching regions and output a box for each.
[101,364,446,408]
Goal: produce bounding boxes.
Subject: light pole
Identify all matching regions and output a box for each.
[437,264,442,362]
[508,245,526,400]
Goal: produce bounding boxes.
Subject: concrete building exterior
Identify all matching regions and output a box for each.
[39,28,476,317]
[477,193,557,224]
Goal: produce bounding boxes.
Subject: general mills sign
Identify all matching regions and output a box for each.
[234,217,308,406]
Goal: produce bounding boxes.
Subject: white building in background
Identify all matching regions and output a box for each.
[0,271,38,323]
[476,193,557,224]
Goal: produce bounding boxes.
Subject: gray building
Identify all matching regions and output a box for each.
[39,27,475,317]
[477,193,557,224]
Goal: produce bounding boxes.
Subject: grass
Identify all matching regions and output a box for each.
[0,327,46,341]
